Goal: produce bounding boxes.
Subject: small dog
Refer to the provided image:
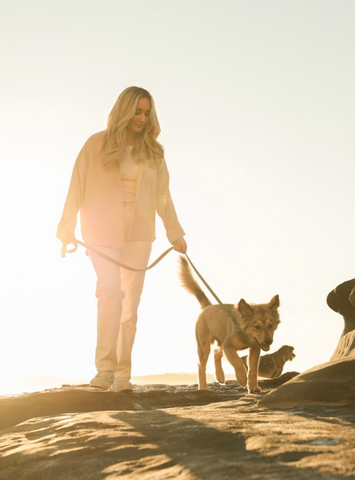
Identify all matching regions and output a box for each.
[241,345,295,378]
[178,256,281,393]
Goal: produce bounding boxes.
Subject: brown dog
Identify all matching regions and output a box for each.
[241,345,295,378]
[178,256,281,392]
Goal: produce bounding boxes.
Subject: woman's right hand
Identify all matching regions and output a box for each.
[173,236,187,254]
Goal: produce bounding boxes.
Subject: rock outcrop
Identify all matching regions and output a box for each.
[258,353,355,407]
[0,375,295,431]
[259,279,355,408]
[327,278,355,360]
[1,378,355,480]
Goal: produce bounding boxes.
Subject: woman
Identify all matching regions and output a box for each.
[56,86,187,392]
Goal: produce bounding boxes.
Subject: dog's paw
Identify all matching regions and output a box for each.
[248,384,261,394]
[215,370,225,384]
[237,372,248,389]
[198,385,210,391]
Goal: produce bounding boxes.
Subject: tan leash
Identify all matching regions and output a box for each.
[70,239,174,272]
[185,254,239,326]
[67,239,239,325]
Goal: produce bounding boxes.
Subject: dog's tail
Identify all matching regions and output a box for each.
[178,256,211,309]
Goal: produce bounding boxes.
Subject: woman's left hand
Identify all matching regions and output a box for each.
[173,237,187,254]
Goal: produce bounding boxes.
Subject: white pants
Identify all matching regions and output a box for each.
[90,205,152,381]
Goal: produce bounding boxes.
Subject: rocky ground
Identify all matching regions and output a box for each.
[0,372,355,480]
[2,276,355,479]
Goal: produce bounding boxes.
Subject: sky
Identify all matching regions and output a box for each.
[1,0,354,395]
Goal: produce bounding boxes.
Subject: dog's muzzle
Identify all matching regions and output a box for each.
[254,337,271,352]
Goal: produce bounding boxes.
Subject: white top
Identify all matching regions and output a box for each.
[121,146,139,205]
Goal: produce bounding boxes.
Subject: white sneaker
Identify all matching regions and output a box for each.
[89,371,114,389]
[111,380,133,393]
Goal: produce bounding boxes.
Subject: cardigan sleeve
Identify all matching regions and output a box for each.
[56,140,89,238]
[156,158,185,244]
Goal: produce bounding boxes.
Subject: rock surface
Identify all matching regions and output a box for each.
[259,354,355,407]
[1,279,355,479]
[0,375,296,431]
[1,375,355,480]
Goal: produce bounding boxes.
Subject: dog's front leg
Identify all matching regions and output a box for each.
[197,342,211,390]
[248,346,261,393]
[214,346,225,383]
[223,345,247,388]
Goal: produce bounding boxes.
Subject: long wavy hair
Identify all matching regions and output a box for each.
[102,86,164,169]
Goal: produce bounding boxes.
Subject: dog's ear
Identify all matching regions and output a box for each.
[268,295,280,310]
[238,299,254,318]
[284,346,295,359]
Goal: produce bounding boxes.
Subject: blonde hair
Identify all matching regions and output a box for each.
[102,86,164,168]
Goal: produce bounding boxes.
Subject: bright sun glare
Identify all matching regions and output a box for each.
[2,1,355,396]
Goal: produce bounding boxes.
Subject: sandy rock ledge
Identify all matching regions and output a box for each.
[0,376,355,480]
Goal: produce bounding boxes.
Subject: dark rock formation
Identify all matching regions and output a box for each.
[259,279,355,408]
[326,278,355,359]
[258,354,355,407]
[326,278,355,331]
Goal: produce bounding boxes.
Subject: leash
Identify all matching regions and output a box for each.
[71,239,174,272]
[67,239,239,325]
[185,254,239,326]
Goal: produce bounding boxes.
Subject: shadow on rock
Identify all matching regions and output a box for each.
[2,400,353,480]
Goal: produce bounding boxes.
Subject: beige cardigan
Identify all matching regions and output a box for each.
[58,131,185,248]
